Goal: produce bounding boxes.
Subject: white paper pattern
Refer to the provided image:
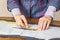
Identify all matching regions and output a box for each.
[0,21,60,40]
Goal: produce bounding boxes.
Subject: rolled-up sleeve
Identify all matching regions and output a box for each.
[7,0,20,12]
[48,0,59,10]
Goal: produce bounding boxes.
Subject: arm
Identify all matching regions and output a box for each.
[11,8,21,17]
[7,0,20,12]
[7,0,28,28]
[7,0,22,17]
[45,0,59,18]
[38,0,59,31]
[45,6,56,18]
[48,0,59,9]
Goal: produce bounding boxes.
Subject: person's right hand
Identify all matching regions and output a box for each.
[14,14,28,28]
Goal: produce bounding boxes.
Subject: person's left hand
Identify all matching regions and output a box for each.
[38,15,52,31]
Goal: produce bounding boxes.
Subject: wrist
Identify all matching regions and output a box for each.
[43,15,52,20]
[15,13,22,16]
[14,14,23,18]
[14,14,22,20]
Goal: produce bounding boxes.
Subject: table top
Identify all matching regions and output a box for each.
[0,20,60,40]
[0,37,25,40]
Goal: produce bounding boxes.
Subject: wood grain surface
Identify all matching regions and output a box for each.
[0,17,60,26]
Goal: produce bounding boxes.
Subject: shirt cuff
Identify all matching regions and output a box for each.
[45,6,56,18]
[11,8,21,17]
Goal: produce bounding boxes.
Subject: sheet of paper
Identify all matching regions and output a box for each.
[0,21,60,40]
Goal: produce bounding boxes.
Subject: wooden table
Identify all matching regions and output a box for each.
[0,17,60,26]
[0,38,25,40]
[0,36,25,40]
[0,37,25,40]
[0,17,60,40]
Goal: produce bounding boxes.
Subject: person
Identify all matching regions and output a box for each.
[7,0,59,31]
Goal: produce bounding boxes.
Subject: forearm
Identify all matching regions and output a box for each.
[11,8,21,17]
[48,0,59,9]
[45,6,56,18]
[45,0,59,18]
[7,0,20,12]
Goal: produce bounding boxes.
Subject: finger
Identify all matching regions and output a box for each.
[15,17,24,27]
[42,21,47,30]
[21,15,28,28]
[46,21,50,30]
[17,19,25,27]
[38,20,44,31]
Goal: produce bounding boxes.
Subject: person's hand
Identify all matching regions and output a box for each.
[38,15,52,31]
[14,14,28,28]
